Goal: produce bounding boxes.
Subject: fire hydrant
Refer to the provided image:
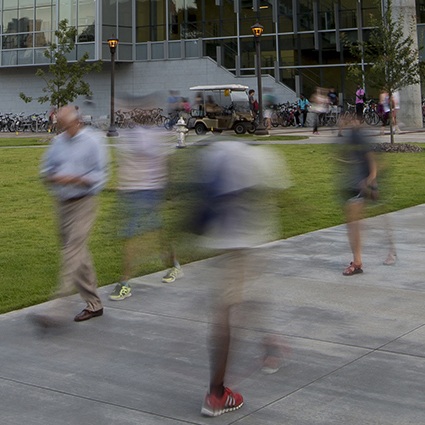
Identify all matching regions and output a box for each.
[175,117,188,148]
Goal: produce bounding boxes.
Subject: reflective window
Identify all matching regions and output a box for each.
[279,15,293,33]
[298,0,314,32]
[279,34,296,66]
[36,6,55,31]
[3,1,19,9]
[418,26,425,60]
[319,10,335,30]
[119,0,132,42]
[3,34,18,49]
[418,1,425,24]
[222,0,237,37]
[35,47,50,63]
[103,0,116,26]
[151,42,164,59]
[240,38,255,69]
[222,39,237,69]
[19,8,34,32]
[204,39,218,61]
[78,0,95,26]
[77,42,95,59]
[18,48,33,64]
[35,31,52,46]
[118,0,131,26]
[78,25,95,42]
[20,0,35,6]
[168,40,181,58]
[185,39,198,57]
[2,50,18,65]
[137,27,149,43]
[137,0,166,41]
[19,33,33,47]
[136,43,148,60]
[119,26,132,43]
[102,25,116,42]
[340,9,357,29]
[258,35,276,68]
[118,43,132,60]
[59,0,77,26]
[3,10,19,34]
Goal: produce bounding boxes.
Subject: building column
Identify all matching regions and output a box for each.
[392,0,422,128]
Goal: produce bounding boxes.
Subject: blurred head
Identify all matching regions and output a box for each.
[57,105,80,137]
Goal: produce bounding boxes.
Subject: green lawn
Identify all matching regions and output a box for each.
[1,140,425,314]
[0,136,51,147]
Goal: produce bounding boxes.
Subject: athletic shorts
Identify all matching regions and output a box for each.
[119,189,164,238]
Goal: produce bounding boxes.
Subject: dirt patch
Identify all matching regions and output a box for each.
[371,143,424,153]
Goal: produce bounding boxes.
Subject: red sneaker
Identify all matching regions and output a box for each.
[201,387,243,417]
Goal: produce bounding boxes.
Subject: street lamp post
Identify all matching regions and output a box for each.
[107,35,119,137]
[251,23,268,135]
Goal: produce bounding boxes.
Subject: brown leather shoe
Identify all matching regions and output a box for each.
[74,308,103,322]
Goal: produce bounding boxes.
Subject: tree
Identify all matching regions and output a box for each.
[345,0,423,143]
[20,19,102,109]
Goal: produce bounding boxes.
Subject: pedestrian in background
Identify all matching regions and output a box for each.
[310,87,328,135]
[392,90,401,134]
[248,89,258,119]
[295,93,309,127]
[355,84,365,120]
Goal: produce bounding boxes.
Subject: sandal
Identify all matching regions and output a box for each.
[343,262,363,276]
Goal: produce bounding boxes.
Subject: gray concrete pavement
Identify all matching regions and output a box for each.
[2,204,425,424]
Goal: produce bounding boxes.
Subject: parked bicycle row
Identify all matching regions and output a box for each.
[267,99,392,130]
[0,111,52,133]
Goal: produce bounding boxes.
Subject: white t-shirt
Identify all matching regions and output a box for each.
[116,127,173,191]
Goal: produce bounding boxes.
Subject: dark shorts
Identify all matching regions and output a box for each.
[120,189,164,238]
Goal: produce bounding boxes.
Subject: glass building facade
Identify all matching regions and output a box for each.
[0,0,424,98]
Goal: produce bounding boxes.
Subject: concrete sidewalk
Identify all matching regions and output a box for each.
[2,204,425,424]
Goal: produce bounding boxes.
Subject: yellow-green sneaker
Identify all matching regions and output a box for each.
[162,266,183,283]
[109,283,132,301]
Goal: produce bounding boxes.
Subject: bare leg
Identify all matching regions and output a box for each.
[345,199,364,267]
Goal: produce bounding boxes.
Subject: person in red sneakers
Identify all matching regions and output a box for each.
[195,140,292,417]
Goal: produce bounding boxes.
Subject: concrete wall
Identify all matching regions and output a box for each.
[0,57,296,119]
[392,0,423,128]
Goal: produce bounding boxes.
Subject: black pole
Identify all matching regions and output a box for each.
[254,34,268,135]
[107,50,118,137]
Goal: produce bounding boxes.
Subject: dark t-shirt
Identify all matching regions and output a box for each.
[249,95,255,111]
[340,128,372,199]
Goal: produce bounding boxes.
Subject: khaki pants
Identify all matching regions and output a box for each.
[54,196,102,312]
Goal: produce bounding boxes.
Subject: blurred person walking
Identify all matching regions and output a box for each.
[379,91,391,135]
[392,90,401,133]
[108,126,182,301]
[338,118,377,276]
[33,105,109,326]
[195,140,291,417]
[310,87,328,135]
